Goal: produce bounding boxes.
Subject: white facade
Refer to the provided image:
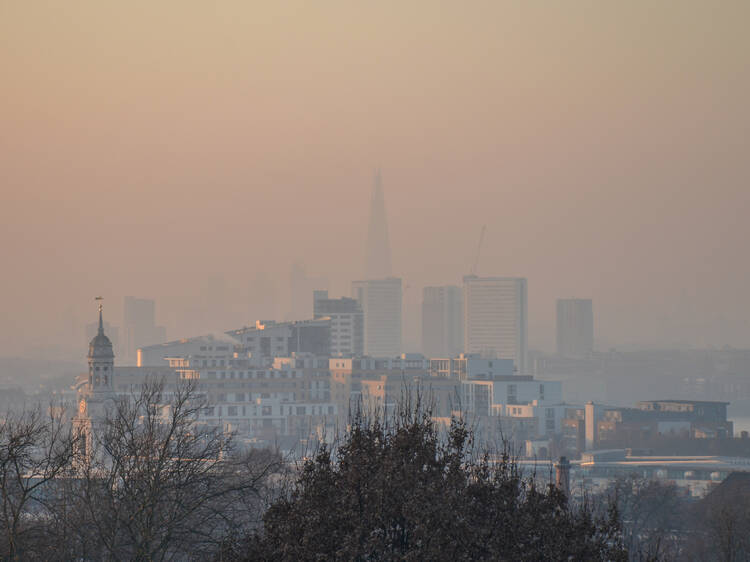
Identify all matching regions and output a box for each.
[500,402,566,437]
[352,278,402,358]
[463,276,528,374]
[460,379,565,438]
[461,379,562,411]
[429,355,515,380]
[491,379,562,405]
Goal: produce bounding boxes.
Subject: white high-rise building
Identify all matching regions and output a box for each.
[463,276,527,374]
[422,286,463,358]
[556,298,593,358]
[351,278,402,358]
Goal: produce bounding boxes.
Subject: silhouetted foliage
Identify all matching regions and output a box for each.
[0,381,282,561]
[0,403,78,560]
[222,404,627,561]
[683,472,750,562]
[607,474,685,561]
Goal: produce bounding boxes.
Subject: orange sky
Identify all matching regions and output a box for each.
[2,1,749,359]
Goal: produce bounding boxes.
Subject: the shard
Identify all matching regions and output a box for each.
[364,169,392,279]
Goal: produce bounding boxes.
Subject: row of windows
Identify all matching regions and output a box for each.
[203,404,336,418]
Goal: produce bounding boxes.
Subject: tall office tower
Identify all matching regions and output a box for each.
[463,276,528,374]
[351,278,402,357]
[288,261,328,321]
[556,298,594,358]
[364,169,392,279]
[313,290,364,357]
[123,296,167,365]
[421,286,463,358]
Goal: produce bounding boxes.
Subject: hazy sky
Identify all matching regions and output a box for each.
[2,1,749,359]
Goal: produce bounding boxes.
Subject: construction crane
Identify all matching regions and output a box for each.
[470,225,486,276]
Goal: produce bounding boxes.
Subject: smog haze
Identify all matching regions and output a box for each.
[2,1,749,360]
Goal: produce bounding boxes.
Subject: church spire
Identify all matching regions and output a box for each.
[96,296,104,335]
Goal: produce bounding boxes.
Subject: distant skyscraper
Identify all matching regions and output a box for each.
[352,278,402,357]
[364,169,392,279]
[422,286,463,358]
[288,261,328,321]
[556,299,594,358]
[314,290,364,357]
[463,276,527,374]
[123,296,167,365]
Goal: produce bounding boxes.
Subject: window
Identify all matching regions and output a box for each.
[296,406,306,415]
[227,406,238,416]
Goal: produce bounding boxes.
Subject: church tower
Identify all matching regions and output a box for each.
[88,300,115,392]
[75,299,116,461]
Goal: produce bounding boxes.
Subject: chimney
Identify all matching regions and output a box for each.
[555,456,571,497]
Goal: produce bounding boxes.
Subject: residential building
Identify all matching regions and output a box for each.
[137,333,240,367]
[313,290,364,357]
[227,319,331,359]
[428,354,515,380]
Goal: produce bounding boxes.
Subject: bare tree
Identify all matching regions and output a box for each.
[0,403,78,560]
[607,474,684,561]
[72,378,281,561]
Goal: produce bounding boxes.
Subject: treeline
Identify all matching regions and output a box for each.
[0,381,280,560]
[0,381,743,561]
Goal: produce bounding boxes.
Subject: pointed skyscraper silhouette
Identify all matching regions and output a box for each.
[365,169,392,279]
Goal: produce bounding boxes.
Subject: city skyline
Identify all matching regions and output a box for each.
[3,3,750,558]
[2,2,750,360]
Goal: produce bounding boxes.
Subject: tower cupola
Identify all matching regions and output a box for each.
[88,299,114,391]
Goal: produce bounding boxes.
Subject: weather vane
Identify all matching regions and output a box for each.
[95,295,103,312]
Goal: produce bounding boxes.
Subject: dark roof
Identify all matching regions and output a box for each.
[89,332,114,359]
